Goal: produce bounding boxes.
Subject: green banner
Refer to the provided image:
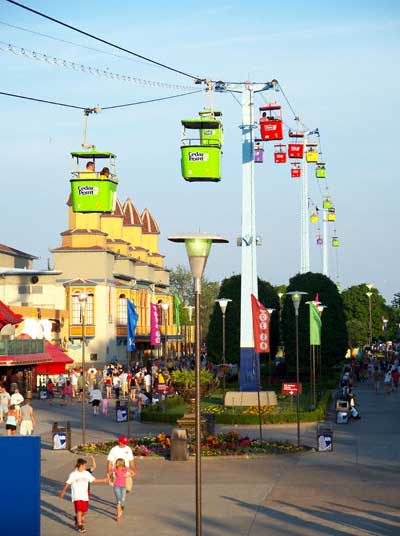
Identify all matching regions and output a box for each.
[174,294,181,331]
[309,302,322,345]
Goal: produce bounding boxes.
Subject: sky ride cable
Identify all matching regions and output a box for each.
[5,0,204,82]
[0,89,203,111]
[0,41,195,90]
[0,20,156,67]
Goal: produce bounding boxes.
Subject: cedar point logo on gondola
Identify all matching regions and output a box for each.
[77,185,99,196]
[188,152,209,162]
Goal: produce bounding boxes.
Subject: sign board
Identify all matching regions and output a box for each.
[282,383,302,396]
[116,407,128,423]
[156,384,174,394]
[53,432,67,450]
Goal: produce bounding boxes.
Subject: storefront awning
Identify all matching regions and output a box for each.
[0,300,23,328]
[36,343,74,374]
[0,353,51,366]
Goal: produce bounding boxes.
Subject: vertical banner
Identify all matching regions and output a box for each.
[150,303,161,346]
[309,302,322,345]
[127,299,139,352]
[251,294,271,353]
[174,294,181,331]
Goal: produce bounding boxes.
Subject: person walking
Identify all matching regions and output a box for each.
[384,369,393,395]
[107,436,137,476]
[5,404,19,436]
[391,367,399,392]
[111,458,136,522]
[0,385,10,423]
[89,385,103,416]
[20,399,36,436]
[60,458,108,534]
[10,388,24,419]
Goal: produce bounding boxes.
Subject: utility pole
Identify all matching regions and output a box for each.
[300,134,310,274]
[322,208,329,276]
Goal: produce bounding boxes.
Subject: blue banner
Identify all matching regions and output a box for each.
[127,299,139,352]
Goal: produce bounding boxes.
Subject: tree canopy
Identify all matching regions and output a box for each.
[282,272,347,373]
[342,284,394,344]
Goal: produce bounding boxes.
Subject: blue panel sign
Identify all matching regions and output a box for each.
[0,436,41,535]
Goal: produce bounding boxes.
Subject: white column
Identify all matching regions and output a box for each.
[300,135,310,273]
[239,84,258,391]
[322,209,329,276]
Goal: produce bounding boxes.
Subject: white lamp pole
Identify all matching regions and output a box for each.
[215,298,232,391]
[78,291,88,446]
[169,234,228,536]
[287,291,307,447]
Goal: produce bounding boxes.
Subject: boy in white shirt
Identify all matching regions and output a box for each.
[60,458,107,533]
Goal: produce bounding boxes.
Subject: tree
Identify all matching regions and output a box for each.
[342,284,391,344]
[282,272,347,375]
[206,275,280,364]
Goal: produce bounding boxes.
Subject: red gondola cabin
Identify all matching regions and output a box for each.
[291,162,301,178]
[288,131,304,159]
[274,144,287,163]
[259,104,283,141]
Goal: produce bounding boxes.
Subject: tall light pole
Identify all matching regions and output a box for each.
[215,298,232,391]
[169,234,228,536]
[266,308,275,386]
[160,302,170,361]
[287,291,307,447]
[366,290,373,347]
[184,305,194,356]
[78,291,88,446]
[316,304,327,393]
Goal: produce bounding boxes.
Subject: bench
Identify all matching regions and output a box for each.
[224,391,278,407]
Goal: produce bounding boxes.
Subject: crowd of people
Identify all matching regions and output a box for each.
[0,385,36,435]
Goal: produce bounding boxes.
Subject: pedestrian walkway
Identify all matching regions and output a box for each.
[22,384,400,534]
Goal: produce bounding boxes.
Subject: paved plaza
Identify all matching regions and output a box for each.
[3,383,400,535]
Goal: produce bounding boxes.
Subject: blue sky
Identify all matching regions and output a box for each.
[1,0,399,301]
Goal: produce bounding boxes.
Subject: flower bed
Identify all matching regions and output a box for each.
[76,431,306,458]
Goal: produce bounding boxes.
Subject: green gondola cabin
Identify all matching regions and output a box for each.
[70,150,118,213]
[316,163,326,179]
[181,110,223,182]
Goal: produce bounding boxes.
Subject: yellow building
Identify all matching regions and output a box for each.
[51,195,177,365]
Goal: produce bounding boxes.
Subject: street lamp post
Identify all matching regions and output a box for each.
[316,304,327,403]
[78,291,88,446]
[287,291,307,447]
[169,234,228,536]
[184,305,194,356]
[366,288,373,347]
[215,298,232,391]
[266,308,275,386]
[160,302,170,361]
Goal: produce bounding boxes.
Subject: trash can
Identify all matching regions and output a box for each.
[170,428,189,461]
[52,421,71,450]
[116,400,128,423]
[39,386,47,400]
[335,400,349,424]
[202,413,216,436]
[316,422,333,451]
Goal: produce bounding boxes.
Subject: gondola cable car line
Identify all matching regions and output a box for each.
[5,0,204,82]
[0,41,195,90]
[0,89,203,111]
[0,20,159,68]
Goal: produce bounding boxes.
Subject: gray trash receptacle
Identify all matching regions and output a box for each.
[317,422,333,451]
[170,428,189,461]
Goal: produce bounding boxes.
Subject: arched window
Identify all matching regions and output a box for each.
[117,294,127,325]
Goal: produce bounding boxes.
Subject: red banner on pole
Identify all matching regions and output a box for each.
[150,303,161,346]
[251,294,270,353]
